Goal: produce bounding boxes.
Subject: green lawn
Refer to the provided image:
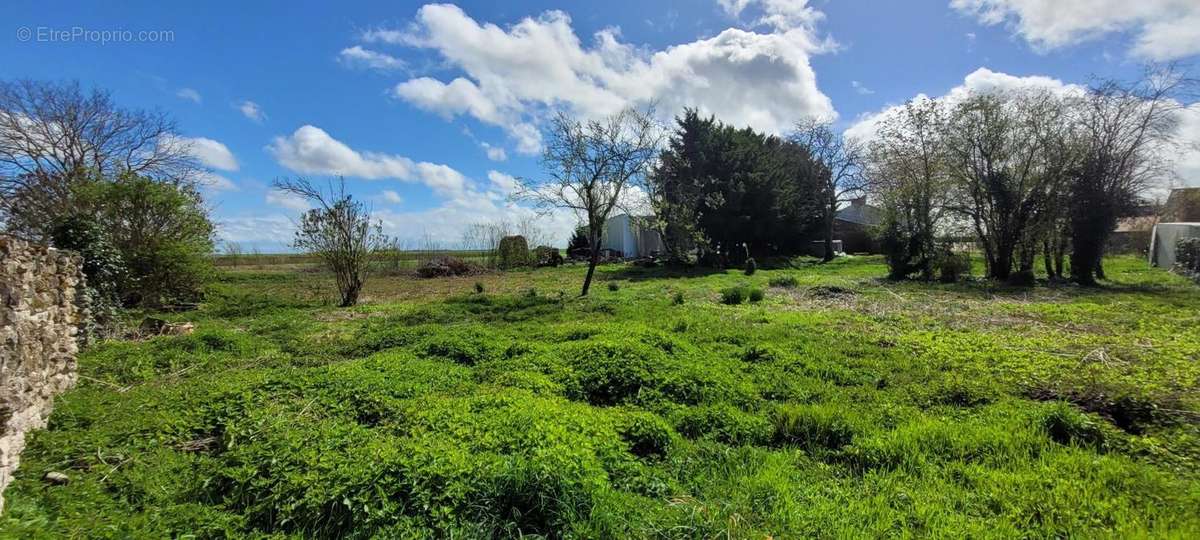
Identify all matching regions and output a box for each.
[2,256,1199,538]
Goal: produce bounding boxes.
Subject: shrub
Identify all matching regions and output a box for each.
[498,235,530,269]
[772,405,857,450]
[934,249,972,283]
[1042,403,1106,449]
[744,257,757,275]
[75,173,215,306]
[50,215,127,339]
[748,288,765,303]
[615,411,674,459]
[720,287,747,305]
[768,275,799,288]
[1176,237,1200,278]
[608,281,620,292]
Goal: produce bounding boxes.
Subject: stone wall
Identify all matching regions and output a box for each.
[0,234,83,513]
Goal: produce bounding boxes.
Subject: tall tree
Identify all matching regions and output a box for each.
[942,90,1073,282]
[789,118,868,261]
[1068,67,1194,285]
[866,99,952,280]
[515,107,661,296]
[0,79,199,238]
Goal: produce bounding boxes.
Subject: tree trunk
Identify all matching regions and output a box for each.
[823,205,836,262]
[581,243,600,296]
[1042,240,1054,278]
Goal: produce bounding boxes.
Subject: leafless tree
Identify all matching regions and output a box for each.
[1068,65,1196,285]
[515,107,661,295]
[272,177,388,307]
[0,79,200,237]
[941,89,1076,281]
[789,118,868,261]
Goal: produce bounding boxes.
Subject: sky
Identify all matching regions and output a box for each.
[4,0,1199,251]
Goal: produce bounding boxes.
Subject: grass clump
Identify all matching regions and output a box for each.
[768,275,799,288]
[608,281,620,292]
[720,285,764,305]
[772,404,858,451]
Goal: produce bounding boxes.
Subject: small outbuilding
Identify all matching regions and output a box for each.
[1149,223,1200,268]
[601,214,663,258]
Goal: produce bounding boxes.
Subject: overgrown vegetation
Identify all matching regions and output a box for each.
[2,255,1198,537]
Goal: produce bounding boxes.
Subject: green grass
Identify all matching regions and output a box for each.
[3,256,1199,538]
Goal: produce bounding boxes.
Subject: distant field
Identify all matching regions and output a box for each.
[211,250,492,270]
[3,256,1199,537]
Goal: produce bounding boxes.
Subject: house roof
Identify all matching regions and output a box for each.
[836,201,881,226]
[1162,188,1200,223]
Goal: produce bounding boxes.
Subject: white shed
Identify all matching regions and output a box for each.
[1149,223,1200,268]
[601,214,663,258]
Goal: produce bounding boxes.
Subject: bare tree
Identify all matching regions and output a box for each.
[941,89,1075,282]
[789,118,868,261]
[272,177,387,307]
[1068,66,1196,285]
[515,107,661,296]
[0,79,200,237]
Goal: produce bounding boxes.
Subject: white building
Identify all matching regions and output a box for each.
[600,214,663,258]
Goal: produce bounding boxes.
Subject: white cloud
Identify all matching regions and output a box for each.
[216,214,296,246]
[265,189,312,212]
[176,88,201,104]
[369,3,835,153]
[718,0,828,33]
[197,172,238,192]
[379,189,404,204]
[266,124,468,199]
[481,142,507,161]
[339,45,406,71]
[851,80,874,95]
[487,170,518,194]
[845,67,1083,142]
[239,101,266,122]
[950,0,1200,60]
[179,136,239,171]
[845,67,1200,190]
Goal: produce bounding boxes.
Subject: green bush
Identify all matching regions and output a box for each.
[720,286,746,305]
[934,249,972,283]
[608,281,620,292]
[50,215,127,338]
[615,411,674,459]
[744,257,757,275]
[748,288,765,303]
[1176,237,1200,278]
[768,275,799,288]
[75,173,215,306]
[1041,403,1107,449]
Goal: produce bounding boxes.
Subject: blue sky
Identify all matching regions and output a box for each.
[4,1,1198,250]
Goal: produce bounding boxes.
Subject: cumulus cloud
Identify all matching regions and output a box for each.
[265,189,311,212]
[845,67,1200,190]
[378,189,404,204]
[845,67,1083,142]
[266,124,470,199]
[179,136,239,171]
[363,3,835,153]
[950,0,1200,60]
[176,88,202,104]
[339,46,406,71]
[480,142,507,161]
[239,100,266,122]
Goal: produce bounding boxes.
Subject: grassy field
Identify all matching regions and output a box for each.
[2,256,1199,538]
